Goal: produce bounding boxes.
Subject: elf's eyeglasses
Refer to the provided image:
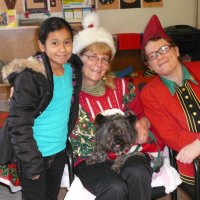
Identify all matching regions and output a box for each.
[83,54,110,65]
[145,45,172,61]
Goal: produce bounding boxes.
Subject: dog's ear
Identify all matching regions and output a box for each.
[124,110,137,123]
[126,115,137,123]
[95,114,107,125]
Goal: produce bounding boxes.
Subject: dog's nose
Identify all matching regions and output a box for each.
[116,140,121,145]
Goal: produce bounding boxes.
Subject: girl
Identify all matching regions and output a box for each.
[1,17,82,200]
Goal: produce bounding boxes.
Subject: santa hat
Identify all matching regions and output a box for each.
[141,15,170,49]
[73,12,116,59]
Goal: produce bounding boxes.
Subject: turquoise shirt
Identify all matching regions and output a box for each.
[33,63,73,156]
[160,65,198,95]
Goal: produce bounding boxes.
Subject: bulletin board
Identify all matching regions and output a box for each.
[97,0,163,10]
[23,0,48,14]
[62,0,163,23]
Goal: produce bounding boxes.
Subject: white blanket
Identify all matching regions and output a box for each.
[61,166,95,200]
[151,158,182,194]
[64,176,95,200]
[151,148,182,194]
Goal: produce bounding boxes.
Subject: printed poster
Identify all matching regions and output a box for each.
[142,0,163,8]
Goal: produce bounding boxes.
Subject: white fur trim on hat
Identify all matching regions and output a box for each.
[82,12,100,29]
[101,109,125,116]
[73,12,116,59]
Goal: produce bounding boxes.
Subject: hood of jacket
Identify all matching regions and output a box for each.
[2,56,46,84]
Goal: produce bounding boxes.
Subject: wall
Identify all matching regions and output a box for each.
[98,0,197,34]
[198,0,200,28]
[0,0,198,34]
[0,26,39,62]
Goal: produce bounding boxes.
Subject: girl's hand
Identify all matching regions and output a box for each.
[176,139,200,164]
[135,117,150,144]
[32,175,40,180]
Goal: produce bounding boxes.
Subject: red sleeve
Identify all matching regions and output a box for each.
[140,86,198,152]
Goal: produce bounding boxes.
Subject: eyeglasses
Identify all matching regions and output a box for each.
[83,54,110,65]
[145,45,172,61]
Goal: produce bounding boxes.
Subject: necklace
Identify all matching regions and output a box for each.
[4,0,17,9]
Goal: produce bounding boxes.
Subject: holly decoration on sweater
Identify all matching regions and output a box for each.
[70,107,96,158]
[123,82,136,104]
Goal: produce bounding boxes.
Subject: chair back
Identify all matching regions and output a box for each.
[0,84,10,112]
[169,148,200,200]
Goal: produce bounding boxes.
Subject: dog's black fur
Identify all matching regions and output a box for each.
[87,111,137,173]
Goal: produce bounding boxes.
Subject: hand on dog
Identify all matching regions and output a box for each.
[31,174,40,180]
[135,117,149,144]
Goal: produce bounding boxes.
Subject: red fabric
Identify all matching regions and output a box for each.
[140,62,200,180]
[117,33,141,50]
[0,112,8,128]
[0,164,21,189]
[131,76,153,89]
[141,15,170,49]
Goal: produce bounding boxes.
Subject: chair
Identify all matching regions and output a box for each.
[66,140,75,185]
[151,186,169,199]
[151,147,178,200]
[169,148,200,200]
[194,159,200,200]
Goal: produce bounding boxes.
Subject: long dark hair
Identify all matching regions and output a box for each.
[39,17,73,45]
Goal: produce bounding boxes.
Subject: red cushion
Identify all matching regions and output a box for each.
[117,33,141,50]
[131,76,153,89]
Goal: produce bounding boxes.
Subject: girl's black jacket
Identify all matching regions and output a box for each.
[0,52,82,178]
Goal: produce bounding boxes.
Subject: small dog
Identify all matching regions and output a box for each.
[87,109,137,173]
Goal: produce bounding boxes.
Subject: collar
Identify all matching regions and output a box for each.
[81,80,105,96]
[160,65,198,95]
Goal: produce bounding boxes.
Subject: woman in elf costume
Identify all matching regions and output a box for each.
[140,15,200,199]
